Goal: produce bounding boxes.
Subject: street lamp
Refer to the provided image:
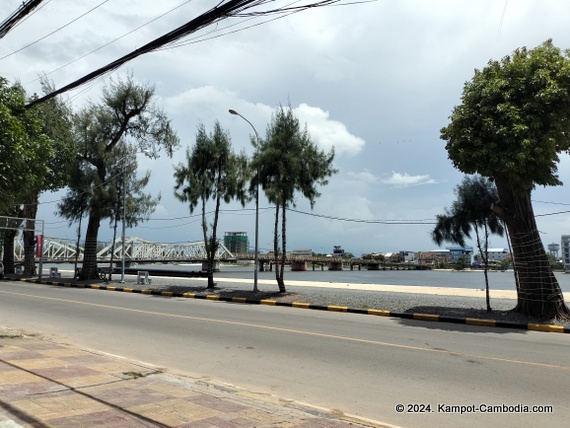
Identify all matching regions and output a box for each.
[229,108,260,292]
[120,149,151,283]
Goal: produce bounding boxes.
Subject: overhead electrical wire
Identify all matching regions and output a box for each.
[23,0,196,86]
[1,0,111,60]
[0,0,46,39]
[25,0,345,108]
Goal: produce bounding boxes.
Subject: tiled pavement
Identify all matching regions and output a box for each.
[0,333,385,428]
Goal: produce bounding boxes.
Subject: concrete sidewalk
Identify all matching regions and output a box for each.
[0,330,387,428]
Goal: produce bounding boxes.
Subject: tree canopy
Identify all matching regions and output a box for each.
[432,175,504,311]
[440,40,570,320]
[0,77,52,213]
[59,75,179,280]
[442,40,570,193]
[174,121,249,288]
[253,104,336,292]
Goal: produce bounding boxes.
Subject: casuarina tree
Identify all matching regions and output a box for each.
[59,75,179,280]
[253,104,336,292]
[174,121,249,289]
[441,40,570,320]
[432,175,504,311]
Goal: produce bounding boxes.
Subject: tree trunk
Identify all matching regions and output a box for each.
[22,194,39,277]
[108,213,119,282]
[206,194,221,289]
[273,204,282,289]
[278,202,286,293]
[2,229,18,274]
[80,212,102,280]
[474,226,491,311]
[74,216,83,278]
[493,177,570,320]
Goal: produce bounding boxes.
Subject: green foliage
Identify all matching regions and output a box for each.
[27,77,76,193]
[174,121,249,213]
[59,75,178,224]
[58,75,179,279]
[173,121,249,287]
[432,175,504,247]
[253,104,336,291]
[546,254,564,271]
[440,40,570,319]
[253,105,337,209]
[0,77,53,211]
[441,40,570,194]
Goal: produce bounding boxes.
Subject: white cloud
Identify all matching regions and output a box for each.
[346,170,379,185]
[294,103,365,157]
[381,172,437,187]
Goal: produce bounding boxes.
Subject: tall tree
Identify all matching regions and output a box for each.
[0,77,53,274]
[19,78,76,276]
[107,143,160,280]
[441,40,570,320]
[59,75,179,279]
[432,175,505,311]
[253,105,336,292]
[0,78,50,212]
[174,121,249,289]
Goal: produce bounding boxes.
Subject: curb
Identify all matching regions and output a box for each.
[10,277,570,334]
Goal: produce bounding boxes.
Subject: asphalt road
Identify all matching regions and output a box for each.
[0,280,568,428]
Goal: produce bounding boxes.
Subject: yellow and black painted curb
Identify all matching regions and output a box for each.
[12,277,570,334]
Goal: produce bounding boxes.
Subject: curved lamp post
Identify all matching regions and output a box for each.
[229,108,259,293]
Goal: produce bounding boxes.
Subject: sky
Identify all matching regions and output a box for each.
[3,0,570,257]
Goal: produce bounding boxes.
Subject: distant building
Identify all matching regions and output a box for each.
[399,251,415,263]
[224,232,249,254]
[290,249,313,257]
[561,235,570,267]
[482,248,509,262]
[447,247,473,264]
[416,250,450,265]
[332,246,345,256]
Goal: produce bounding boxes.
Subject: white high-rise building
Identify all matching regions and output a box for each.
[561,235,570,267]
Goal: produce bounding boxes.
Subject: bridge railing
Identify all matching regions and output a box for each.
[13,236,235,262]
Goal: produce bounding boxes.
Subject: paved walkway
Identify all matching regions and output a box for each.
[0,330,388,428]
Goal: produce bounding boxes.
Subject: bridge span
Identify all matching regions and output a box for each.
[13,236,235,263]
[12,236,430,272]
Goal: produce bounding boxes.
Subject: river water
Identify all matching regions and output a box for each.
[41,262,570,293]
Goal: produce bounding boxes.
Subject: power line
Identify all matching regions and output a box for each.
[0,0,46,39]
[25,1,344,108]
[1,0,111,60]
[287,207,437,224]
[23,0,195,86]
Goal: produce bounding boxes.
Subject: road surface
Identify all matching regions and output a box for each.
[0,280,567,427]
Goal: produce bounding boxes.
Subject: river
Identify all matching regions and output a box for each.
[43,262,570,293]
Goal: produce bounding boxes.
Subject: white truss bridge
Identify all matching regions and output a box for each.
[13,236,235,263]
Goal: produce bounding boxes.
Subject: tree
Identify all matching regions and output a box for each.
[19,78,76,276]
[253,105,336,292]
[0,78,51,212]
[441,40,570,320]
[432,175,505,311]
[174,121,249,289]
[0,77,54,274]
[106,143,160,279]
[59,75,179,279]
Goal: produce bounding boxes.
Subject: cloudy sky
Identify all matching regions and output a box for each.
[3,0,570,256]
